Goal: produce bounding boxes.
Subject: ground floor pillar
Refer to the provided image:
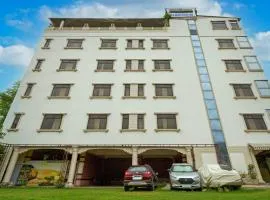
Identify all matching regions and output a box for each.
[66,146,78,187]
[132,146,138,165]
[248,147,265,183]
[2,147,19,184]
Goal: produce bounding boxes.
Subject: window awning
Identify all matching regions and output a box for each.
[249,144,270,151]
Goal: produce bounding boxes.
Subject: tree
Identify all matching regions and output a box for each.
[0,81,19,138]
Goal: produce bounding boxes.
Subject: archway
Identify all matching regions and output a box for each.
[75,148,131,186]
[139,149,186,181]
[255,150,270,183]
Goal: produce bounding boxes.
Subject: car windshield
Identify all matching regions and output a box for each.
[172,165,193,172]
[129,166,147,172]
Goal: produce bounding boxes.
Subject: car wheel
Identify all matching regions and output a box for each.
[124,186,129,192]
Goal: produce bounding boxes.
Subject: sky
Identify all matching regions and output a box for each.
[0,0,269,91]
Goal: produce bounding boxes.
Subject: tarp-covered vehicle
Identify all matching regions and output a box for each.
[198,164,243,189]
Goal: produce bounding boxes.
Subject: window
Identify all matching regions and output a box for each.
[96,60,114,71]
[229,20,240,30]
[42,39,52,49]
[237,37,252,49]
[154,84,174,98]
[22,83,35,98]
[100,39,117,49]
[121,114,145,131]
[58,60,78,71]
[153,60,171,71]
[9,113,23,130]
[124,84,144,98]
[126,40,144,49]
[211,21,227,30]
[92,84,112,98]
[232,84,255,98]
[244,56,262,71]
[152,39,169,49]
[125,60,144,71]
[50,84,71,98]
[255,80,270,97]
[156,114,178,130]
[217,39,235,49]
[224,60,244,71]
[39,114,64,131]
[86,114,108,131]
[243,114,267,131]
[66,39,83,49]
[33,59,44,71]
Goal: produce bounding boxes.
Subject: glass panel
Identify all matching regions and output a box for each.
[189,24,197,30]
[192,41,201,47]
[195,53,204,59]
[256,81,269,88]
[196,59,206,67]
[198,67,208,74]
[210,119,222,130]
[203,91,214,99]
[188,20,195,25]
[208,109,219,119]
[194,47,202,53]
[248,63,261,70]
[260,89,270,96]
[212,131,225,143]
[191,35,199,41]
[245,56,257,63]
[205,100,217,109]
[201,83,212,91]
[200,74,210,82]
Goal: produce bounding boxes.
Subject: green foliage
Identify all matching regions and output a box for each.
[0,81,19,138]
[163,12,172,20]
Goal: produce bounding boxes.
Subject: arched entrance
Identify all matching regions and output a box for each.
[139,149,186,181]
[76,149,131,186]
[256,151,270,183]
[11,149,69,186]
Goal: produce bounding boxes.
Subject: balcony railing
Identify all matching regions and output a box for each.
[46,26,168,31]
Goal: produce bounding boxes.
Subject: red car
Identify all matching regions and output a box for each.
[123,164,158,191]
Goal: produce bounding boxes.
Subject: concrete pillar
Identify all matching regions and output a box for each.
[66,147,78,187]
[59,20,65,29]
[186,147,193,166]
[132,146,138,165]
[248,147,265,183]
[2,147,19,184]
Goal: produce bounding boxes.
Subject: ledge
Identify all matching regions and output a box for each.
[120,129,147,133]
[83,129,109,133]
[32,69,42,72]
[239,47,253,50]
[37,129,63,133]
[122,96,146,99]
[94,69,115,72]
[218,47,237,50]
[152,69,173,72]
[225,69,246,72]
[125,48,145,50]
[21,96,32,99]
[124,69,146,72]
[245,129,270,133]
[153,96,176,99]
[48,96,71,99]
[234,96,257,100]
[231,28,242,30]
[249,69,264,72]
[99,47,117,50]
[64,47,83,49]
[212,28,229,30]
[151,48,170,50]
[90,96,112,99]
[260,96,270,99]
[56,69,77,72]
[7,128,18,132]
[155,129,180,132]
[41,47,50,49]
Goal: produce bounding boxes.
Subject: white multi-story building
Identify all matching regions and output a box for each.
[1,8,270,186]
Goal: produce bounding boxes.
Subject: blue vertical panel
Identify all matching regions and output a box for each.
[187,20,231,168]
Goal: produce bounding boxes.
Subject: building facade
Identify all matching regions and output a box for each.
[0,8,270,186]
